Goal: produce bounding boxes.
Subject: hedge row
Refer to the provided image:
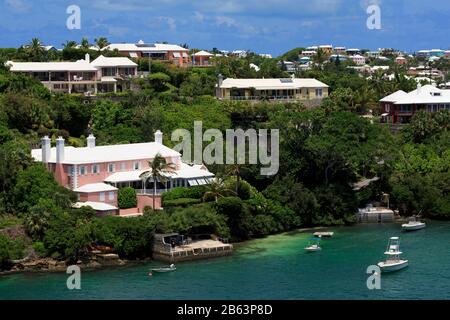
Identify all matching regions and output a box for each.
[162,186,207,202]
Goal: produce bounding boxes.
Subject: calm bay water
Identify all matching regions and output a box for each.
[1,222,450,300]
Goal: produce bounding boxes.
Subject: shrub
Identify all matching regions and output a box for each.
[118,187,137,209]
[92,216,154,259]
[164,198,202,208]
[32,241,47,257]
[0,234,25,269]
[162,186,207,202]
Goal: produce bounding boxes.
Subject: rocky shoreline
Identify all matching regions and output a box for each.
[0,253,133,276]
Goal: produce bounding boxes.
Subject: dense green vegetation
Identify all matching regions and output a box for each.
[0,43,449,270]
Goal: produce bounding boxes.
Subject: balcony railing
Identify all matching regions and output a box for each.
[224,95,298,101]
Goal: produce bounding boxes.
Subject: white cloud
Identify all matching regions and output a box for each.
[4,0,29,13]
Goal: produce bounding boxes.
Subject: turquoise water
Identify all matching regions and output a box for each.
[1,222,450,300]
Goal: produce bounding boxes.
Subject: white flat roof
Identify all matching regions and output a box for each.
[219,78,328,90]
[6,60,97,72]
[31,142,180,165]
[104,43,188,53]
[74,201,118,211]
[74,183,118,193]
[104,170,147,183]
[91,55,137,67]
[104,162,214,183]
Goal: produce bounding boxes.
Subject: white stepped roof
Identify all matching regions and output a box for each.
[74,201,117,211]
[380,85,450,105]
[219,78,328,90]
[393,85,450,104]
[31,142,180,165]
[74,183,118,193]
[91,55,137,67]
[379,90,408,102]
[6,59,97,72]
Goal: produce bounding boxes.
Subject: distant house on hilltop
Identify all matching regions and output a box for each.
[104,40,190,66]
[380,84,450,124]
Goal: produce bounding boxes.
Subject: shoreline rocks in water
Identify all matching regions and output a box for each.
[0,253,129,276]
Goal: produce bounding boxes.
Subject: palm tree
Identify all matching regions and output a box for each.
[62,40,78,49]
[139,154,176,210]
[312,48,328,69]
[94,37,110,49]
[80,37,90,49]
[27,38,45,61]
[225,164,246,194]
[202,179,235,202]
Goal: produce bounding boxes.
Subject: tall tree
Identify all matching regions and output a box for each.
[94,37,110,49]
[139,154,176,210]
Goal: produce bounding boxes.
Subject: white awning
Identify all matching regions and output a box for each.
[182,52,188,58]
[172,52,181,58]
[129,52,138,58]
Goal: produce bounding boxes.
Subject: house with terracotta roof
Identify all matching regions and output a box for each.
[380,85,450,124]
[31,131,214,216]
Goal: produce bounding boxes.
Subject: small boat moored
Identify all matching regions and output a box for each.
[304,237,322,253]
[402,217,426,231]
[377,237,408,273]
[151,264,177,273]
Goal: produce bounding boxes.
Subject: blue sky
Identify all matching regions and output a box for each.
[0,0,449,56]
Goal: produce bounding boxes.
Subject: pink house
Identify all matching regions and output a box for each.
[192,50,214,67]
[31,131,214,216]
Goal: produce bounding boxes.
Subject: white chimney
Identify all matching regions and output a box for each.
[85,53,90,63]
[56,136,65,163]
[41,136,51,163]
[87,134,96,148]
[154,130,163,144]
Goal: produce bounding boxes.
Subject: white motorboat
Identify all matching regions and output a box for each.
[304,237,322,252]
[304,244,322,252]
[402,217,426,231]
[151,264,176,273]
[377,237,408,272]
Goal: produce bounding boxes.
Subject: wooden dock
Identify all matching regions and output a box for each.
[152,234,233,262]
[313,232,334,238]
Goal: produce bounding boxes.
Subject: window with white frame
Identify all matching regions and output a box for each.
[99,192,105,201]
[315,88,323,97]
[108,192,115,201]
[108,163,115,173]
[120,163,126,171]
[133,161,141,170]
[92,164,100,174]
[79,166,86,176]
